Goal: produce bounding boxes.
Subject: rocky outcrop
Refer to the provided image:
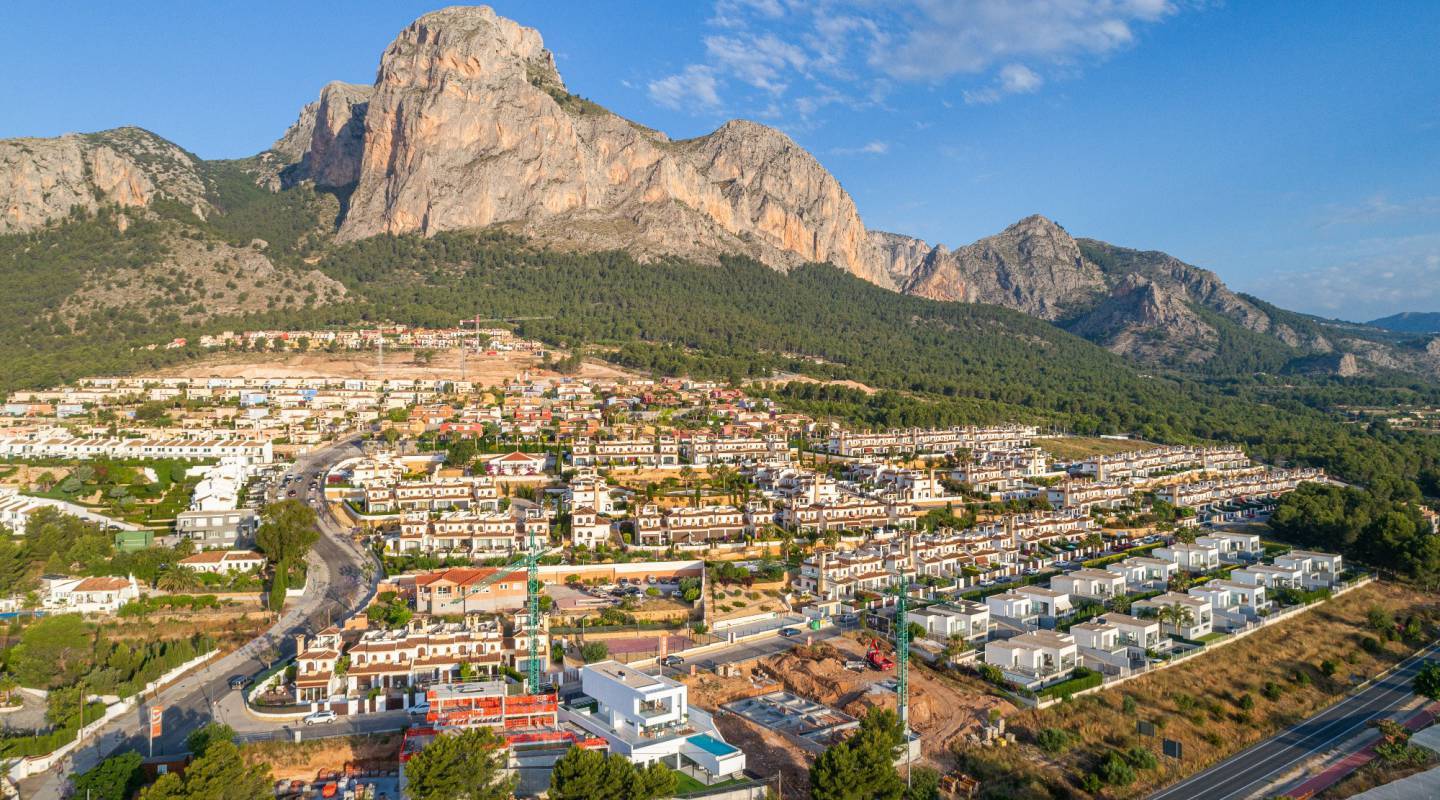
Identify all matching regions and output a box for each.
[0,127,206,234]
[272,82,371,190]
[899,215,1105,319]
[270,6,887,283]
[1068,274,1217,364]
[869,230,931,287]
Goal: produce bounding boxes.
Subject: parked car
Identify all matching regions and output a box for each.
[408,702,430,716]
[227,675,252,690]
[838,613,859,625]
[661,655,684,667]
[303,710,337,725]
[778,627,802,638]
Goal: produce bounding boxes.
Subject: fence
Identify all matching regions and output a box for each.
[1025,574,1374,709]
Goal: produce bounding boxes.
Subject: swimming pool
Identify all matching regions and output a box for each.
[687,733,739,756]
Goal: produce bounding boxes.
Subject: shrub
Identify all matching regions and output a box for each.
[1262,681,1284,701]
[1125,746,1158,771]
[1360,636,1384,654]
[1237,693,1255,711]
[1035,728,1072,754]
[580,642,609,663]
[1121,694,1137,715]
[1098,752,1136,786]
[1320,659,1338,677]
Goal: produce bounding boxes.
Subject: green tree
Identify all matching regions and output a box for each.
[580,641,609,663]
[906,765,941,800]
[73,751,144,800]
[1415,661,1440,702]
[185,722,237,757]
[255,500,319,566]
[811,708,905,800]
[9,613,92,688]
[139,740,270,800]
[549,747,633,799]
[404,728,517,800]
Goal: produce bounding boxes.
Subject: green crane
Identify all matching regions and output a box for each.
[459,522,547,694]
[894,575,910,729]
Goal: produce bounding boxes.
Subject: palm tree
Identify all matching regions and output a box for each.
[1157,603,1195,633]
[156,566,200,593]
[943,633,969,663]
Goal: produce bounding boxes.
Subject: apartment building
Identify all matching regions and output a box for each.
[1156,468,1325,509]
[1045,480,1134,511]
[343,617,517,696]
[777,498,896,533]
[680,433,788,466]
[363,476,499,514]
[825,425,1038,457]
[1074,445,1250,481]
[387,507,546,557]
[570,436,679,468]
[1272,550,1345,589]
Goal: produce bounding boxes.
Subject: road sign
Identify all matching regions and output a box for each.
[1137,720,1157,737]
[148,706,163,739]
[1163,739,1183,760]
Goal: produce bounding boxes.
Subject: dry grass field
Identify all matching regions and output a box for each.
[1035,436,1156,461]
[958,581,1438,799]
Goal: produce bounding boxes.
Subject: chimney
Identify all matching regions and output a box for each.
[294,633,307,654]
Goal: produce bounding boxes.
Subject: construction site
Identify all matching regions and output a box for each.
[686,631,1016,798]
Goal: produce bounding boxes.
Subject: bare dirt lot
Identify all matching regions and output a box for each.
[688,633,1014,797]
[241,732,401,784]
[149,348,635,386]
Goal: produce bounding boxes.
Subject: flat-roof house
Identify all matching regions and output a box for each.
[1272,550,1344,589]
[1106,556,1177,590]
[985,591,1034,622]
[1013,585,1074,619]
[1051,568,1128,601]
[983,630,1078,688]
[1231,563,1304,590]
[1153,543,1220,573]
[1196,531,1263,561]
[570,661,746,785]
[909,600,990,643]
[1188,579,1269,630]
[1132,592,1213,640]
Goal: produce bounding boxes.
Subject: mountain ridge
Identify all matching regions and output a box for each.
[1,5,1437,380]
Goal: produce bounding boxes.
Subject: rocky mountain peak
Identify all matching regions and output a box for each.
[379,5,560,93]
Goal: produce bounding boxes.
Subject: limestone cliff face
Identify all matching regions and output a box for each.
[272,82,372,190]
[308,6,887,284]
[0,127,206,234]
[869,230,932,288]
[899,215,1105,319]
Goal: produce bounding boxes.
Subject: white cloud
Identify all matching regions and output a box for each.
[876,0,1176,82]
[963,62,1045,104]
[704,33,809,93]
[651,0,1186,117]
[1317,193,1440,228]
[647,65,722,111]
[1243,233,1440,320]
[832,140,890,155]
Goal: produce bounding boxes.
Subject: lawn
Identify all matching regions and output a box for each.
[673,773,746,796]
[957,580,1438,799]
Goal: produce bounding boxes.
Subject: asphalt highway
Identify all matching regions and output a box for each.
[1149,641,1440,800]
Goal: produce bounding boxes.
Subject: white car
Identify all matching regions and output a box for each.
[302,710,337,725]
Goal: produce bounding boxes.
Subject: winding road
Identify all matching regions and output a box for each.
[26,436,381,800]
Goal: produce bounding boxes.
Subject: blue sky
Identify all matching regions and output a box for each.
[3,1,1438,321]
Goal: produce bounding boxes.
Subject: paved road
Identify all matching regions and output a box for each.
[29,436,380,800]
[683,626,843,673]
[1149,641,1440,800]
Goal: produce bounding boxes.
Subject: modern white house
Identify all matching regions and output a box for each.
[1133,592,1213,639]
[566,661,746,786]
[1106,556,1177,591]
[909,600,991,643]
[1189,580,1269,630]
[1051,568,1128,601]
[1013,585,1074,619]
[1153,543,1221,573]
[1273,550,1344,589]
[1196,531,1263,561]
[985,591,1035,622]
[1099,612,1163,652]
[1231,563,1305,590]
[984,630,1078,688]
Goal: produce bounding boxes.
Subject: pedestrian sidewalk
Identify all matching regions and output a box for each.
[1282,701,1440,798]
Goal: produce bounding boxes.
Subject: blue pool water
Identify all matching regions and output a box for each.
[688,733,739,756]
